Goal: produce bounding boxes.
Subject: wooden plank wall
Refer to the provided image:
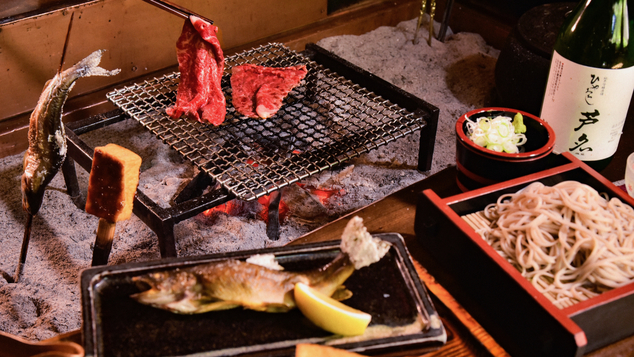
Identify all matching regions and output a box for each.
[0,0,517,159]
[0,0,427,158]
[0,0,328,122]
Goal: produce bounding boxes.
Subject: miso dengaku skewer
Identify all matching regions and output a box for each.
[85,144,142,266]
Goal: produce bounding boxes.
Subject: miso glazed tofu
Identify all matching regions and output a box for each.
[85,143,142,223]
[85,143,142,265]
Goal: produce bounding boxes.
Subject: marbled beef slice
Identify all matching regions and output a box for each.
[166,16,226,126]
[231,64,307,119]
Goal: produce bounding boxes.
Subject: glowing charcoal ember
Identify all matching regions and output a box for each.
[257,193,290,223]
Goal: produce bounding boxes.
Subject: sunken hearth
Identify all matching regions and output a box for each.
[0,18,500,341]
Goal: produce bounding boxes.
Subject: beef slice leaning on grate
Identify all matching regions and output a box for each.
[231,64,307,119]
[166,16,226,126]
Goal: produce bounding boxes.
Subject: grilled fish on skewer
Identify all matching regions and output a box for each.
[131,216,390,313]
[21,49,121,215]
[17,50,120,281]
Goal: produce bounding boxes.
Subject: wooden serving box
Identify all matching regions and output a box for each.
[414,152,634,357]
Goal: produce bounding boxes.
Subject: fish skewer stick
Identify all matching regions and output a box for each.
[16,13,120,282]
[413,0,427,45]
[13,215,34,283]
[85,144,142,266]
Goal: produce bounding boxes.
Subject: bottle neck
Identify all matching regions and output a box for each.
[555,0,634,68]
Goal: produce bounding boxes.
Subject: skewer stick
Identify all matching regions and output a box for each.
[14,12,74,284]
[413,0,436,46]
[85,144,141,266]
[59,12,75,72]
[14,213,34,283]
[91,218,117,266]
[437,0,454,42]
[413,0,427,45]
[428,0,436,46]
[266,190,283,241]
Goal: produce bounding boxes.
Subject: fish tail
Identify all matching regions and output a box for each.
[306,253,356,298]
[41,49,120,119]
[341,216,391,269]
[62,49,121,82]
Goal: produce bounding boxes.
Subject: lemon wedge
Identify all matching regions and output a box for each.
[294,282,371,336]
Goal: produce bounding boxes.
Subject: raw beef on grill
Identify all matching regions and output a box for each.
[231,64,308,119]
[166,16,226,126]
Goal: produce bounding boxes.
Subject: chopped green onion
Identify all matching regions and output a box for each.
[497,121,510,137]
[465,114,528,153]
[479,118,491,131]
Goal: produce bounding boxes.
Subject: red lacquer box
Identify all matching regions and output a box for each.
[415,152,634,357]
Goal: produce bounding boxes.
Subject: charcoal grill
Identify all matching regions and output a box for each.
[62,43,439,257]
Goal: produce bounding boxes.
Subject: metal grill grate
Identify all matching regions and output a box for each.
[107,43,426,201]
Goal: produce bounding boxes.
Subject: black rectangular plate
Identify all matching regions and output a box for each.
[81,233,446,356]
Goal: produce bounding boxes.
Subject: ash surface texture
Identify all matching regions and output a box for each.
[0,18,498,341]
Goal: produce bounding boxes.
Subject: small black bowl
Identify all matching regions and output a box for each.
[455,107,556,191]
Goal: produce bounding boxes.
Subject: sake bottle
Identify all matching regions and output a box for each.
[540,0,634,171]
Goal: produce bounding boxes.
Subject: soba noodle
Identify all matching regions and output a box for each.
[481,181,634,309]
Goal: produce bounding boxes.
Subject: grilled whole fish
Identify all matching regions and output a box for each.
[132,253,355,313]
[131,216,391,314]
[21,49,120,215]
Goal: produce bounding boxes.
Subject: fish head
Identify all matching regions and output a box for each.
[21,147,62,216]
[131,270,199,306]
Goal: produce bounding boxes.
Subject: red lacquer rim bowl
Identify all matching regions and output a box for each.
[456,107,556,162]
